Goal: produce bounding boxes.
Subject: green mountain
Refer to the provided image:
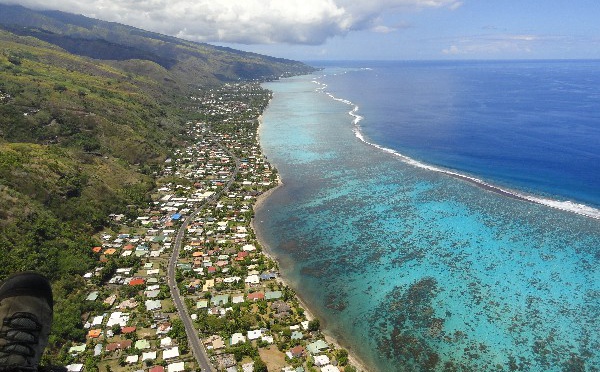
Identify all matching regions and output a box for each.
[0,4,315,86]
[0,5,314,352]
[0,5,314,280]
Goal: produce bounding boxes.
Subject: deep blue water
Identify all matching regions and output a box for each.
[255,61,600,372]
[318,60,600,210]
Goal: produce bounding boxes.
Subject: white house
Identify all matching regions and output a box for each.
[167,362,185,372]
[160,337,173,347]
[142,351,157,361]
[145,299,162,311]
[66,364,83,372]
[106,312,129,327]
[91,315,104,326]
[247,329,262,340]
[242,244,256,252]
[163,346,180,360]
[244,275,260,285]
[125,355,139,364]
[230,332,246,345]
[314,354,330,367]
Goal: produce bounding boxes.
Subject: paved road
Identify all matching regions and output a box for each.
[166,135,241,372]
[168,207,213,372]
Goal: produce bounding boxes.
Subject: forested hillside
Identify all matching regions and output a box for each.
[0,5,313,361]
[0,27,171,276]
[0,4,314,279]
[0,4,314,86]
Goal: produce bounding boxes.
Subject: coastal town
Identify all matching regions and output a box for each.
[61,83,360,372]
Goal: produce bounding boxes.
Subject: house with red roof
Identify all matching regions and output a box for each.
[246,292,265,301]
[121,326,136,334]
[290,345,305,358]
[235,251,249,261]
[129,278,145,286]
[105,340,132,352]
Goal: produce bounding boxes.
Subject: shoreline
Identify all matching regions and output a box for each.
[252,119,371,372]
[251,190,371,372]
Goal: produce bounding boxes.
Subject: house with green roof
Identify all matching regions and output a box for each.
[135,339,150,350]
[306,339,329,354]
[69,344,86,354]
[211,294,229,306]
[265,291,282,300]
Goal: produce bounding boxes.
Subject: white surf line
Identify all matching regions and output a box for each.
[310,77,600,221]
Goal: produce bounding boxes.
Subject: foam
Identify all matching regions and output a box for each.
[311,78,600,221]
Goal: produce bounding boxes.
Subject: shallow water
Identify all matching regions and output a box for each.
[255,69,600,371]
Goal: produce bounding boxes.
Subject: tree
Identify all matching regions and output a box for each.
[168,318,186,340]
[308,319,320,332]
[254,356,268,372]
[53,83,68,93]
[7,55,22,65]
[227,341,257,362]
[336,348,349,366]
[111,324,122,335]
[84,356,99,372]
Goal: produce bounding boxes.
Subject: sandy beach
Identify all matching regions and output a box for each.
[252,120,371,372]
[251,189,370,372]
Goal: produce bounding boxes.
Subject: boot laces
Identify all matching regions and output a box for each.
[0,312,41,369]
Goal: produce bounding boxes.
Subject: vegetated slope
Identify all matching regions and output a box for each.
[0,6,314,355]
[0,28,173,279]
[0,4,314,279]
[0,28,184,349]
[0,3,316,87]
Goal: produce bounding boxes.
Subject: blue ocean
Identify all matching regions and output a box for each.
[254,60,600,371]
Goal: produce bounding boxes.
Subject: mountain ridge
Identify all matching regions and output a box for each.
[0,3,315,86]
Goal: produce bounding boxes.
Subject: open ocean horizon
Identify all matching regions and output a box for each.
[254,60,600,371]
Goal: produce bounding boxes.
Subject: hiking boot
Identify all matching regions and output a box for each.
[0,272,53,372]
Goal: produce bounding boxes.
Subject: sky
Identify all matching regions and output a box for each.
[3,0,600,61]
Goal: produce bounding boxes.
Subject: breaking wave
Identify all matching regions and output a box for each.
[312,78,600,220]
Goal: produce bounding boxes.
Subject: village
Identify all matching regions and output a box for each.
[62,83,359,372]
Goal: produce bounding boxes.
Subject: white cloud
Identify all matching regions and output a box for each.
[371,25,396,34]
[448,1,463,10]
[442,34,540,56]
[2,0,462,45]
[509,35,538,41]
[442,45,460,55]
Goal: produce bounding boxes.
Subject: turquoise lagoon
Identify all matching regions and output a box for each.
[254,64,600,371]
